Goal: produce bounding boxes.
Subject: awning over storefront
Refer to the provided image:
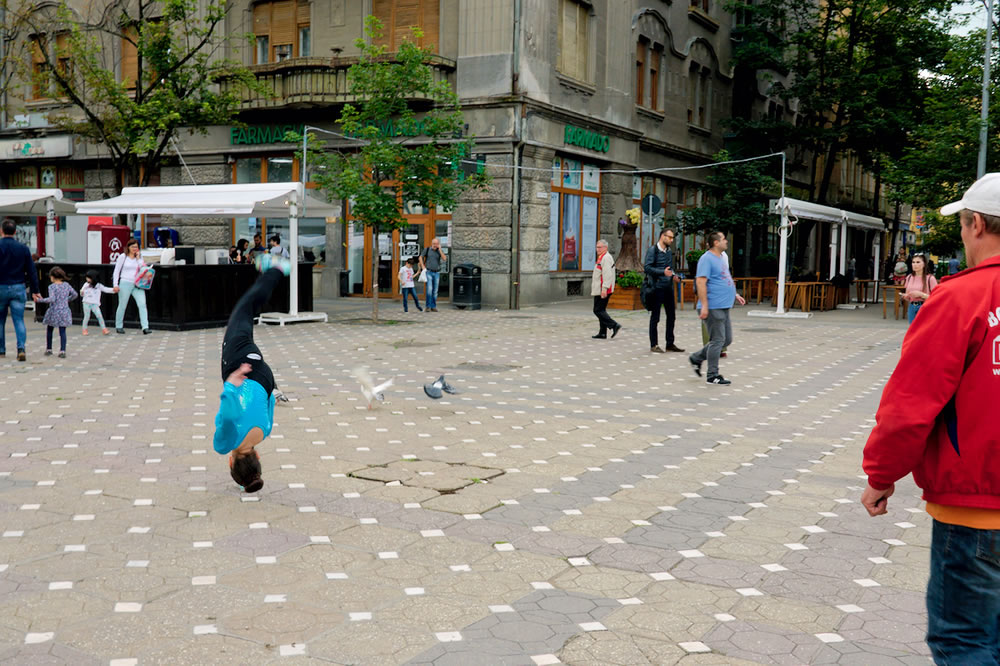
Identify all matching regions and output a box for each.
[75,183,340,218]
[75,183,339,324]
[842,210,884,231]
[768,197,843,224]
[0,188,77,215]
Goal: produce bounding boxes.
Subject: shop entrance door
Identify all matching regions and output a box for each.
[359,220,432,298]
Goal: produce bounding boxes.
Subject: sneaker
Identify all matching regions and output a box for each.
[665,344,686,352]
[102,329,110,335]
[651,346,665,353]
[592,333,607,339]
[44,350,52,356]
[58,352,66,359]
[82,329,89,336]
[0,352,5,358]
[142,329,152,335]
[116,328,125,334]
[17,349,26,362]
[689,356,702,377]
[706,375,731,385]
[611,324,622,339]
[255,254,292,276]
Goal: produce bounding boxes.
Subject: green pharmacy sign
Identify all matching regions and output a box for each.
[564,124,610,153]
[230,125,304,145]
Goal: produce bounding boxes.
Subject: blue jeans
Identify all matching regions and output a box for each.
[425,270,440,309]
[402,287,421,311]
[115,281,149,330]
[0,283,27,353]
[927,519,1000,664]
[908,301,923,323]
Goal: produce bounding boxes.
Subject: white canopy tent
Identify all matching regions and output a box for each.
[76,182,340,325]
[754,197,885,317]
[0,189,78,260]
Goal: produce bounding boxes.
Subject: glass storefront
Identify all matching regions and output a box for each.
[549,156,601,272]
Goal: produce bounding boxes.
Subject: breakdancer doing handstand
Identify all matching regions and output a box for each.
[213,255,291,492]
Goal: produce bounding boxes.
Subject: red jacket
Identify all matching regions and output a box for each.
[863,255,1000,509]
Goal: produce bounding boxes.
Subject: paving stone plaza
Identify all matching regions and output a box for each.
[0,300,932,665]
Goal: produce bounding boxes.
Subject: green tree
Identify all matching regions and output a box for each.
[727,0,954,264]
[917,209,964,257]
[293,16,487,323]
[675,150,777,275]
[12,0,259,194]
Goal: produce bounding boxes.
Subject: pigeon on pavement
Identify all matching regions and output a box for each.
[351,367,394,409]
[423,374,459,399]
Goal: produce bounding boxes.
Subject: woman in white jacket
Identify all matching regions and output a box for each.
[113,238,152,335]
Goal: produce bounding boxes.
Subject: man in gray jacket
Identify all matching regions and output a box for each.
[644,228,683,353]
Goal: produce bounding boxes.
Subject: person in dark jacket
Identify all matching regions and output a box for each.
[643,228,684,353]
[0,218,41,362]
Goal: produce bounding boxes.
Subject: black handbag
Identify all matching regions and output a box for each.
[639,274,655,311]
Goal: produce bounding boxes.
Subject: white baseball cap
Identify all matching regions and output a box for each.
[940,173,1000,216]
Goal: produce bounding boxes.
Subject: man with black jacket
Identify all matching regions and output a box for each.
[0,218,40,362]
[644,228,684,353]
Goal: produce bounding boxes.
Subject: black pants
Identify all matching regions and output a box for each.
[46,326,67,352]
[648,286,676,347]
[593,295,618,335]
[220,268,280,395]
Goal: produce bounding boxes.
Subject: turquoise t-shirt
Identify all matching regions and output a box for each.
[696,251,737,310]
[213,379,275,455]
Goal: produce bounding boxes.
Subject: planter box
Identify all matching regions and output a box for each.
[608,286,643,310]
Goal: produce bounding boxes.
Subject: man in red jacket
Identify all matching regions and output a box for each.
[861,172,1000,663]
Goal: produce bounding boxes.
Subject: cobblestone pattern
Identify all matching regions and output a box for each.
[0,302,928,665]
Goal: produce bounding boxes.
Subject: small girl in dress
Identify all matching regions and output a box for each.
[37,266,78,358]
[80,269,113,336]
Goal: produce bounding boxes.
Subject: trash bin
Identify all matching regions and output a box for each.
[452,263,481,310]
[339,270,350,297]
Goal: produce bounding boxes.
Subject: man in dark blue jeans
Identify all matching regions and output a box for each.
[643,228,684,353]
[861,173,1000,664]
[0,218,40,362]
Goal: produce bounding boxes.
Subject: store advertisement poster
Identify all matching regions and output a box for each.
[581,197,598,271]
[582,164,600,193]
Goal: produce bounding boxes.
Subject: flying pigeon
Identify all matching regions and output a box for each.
[351,367,394,409]
[423,374,459,400]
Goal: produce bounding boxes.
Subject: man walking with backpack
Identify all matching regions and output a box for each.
[644,228,683,353]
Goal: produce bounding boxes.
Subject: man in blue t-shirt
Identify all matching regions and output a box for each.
[214,254,291,493]
[689,232,745,385]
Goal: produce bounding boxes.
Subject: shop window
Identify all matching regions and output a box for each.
[252,0,310,64]
[549,157,600,272]
[557,0,590,83]
[232,154,303,245]
[372,0,440,52]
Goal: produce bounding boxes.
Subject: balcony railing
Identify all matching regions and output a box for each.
[219,55,457,111]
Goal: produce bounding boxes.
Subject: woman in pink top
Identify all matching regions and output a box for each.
[903,253,937,324]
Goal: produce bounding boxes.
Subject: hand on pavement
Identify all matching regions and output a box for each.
[226,363,253,387]
[860,482,894,516]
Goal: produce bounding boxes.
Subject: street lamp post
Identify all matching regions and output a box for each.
[979,0,994,178]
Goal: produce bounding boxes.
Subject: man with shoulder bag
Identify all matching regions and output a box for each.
[419,238,447,312]
[643,228,683,353]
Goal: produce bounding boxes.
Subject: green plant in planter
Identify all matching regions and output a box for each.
[686,249,706,264]
[616,270,644,288]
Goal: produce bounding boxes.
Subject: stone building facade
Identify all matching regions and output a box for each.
[0,0,895,306]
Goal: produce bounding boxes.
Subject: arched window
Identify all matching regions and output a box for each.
[634,12,668,111]
[687,43,715,129]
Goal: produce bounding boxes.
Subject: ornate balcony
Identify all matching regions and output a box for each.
[219,55,457,111]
